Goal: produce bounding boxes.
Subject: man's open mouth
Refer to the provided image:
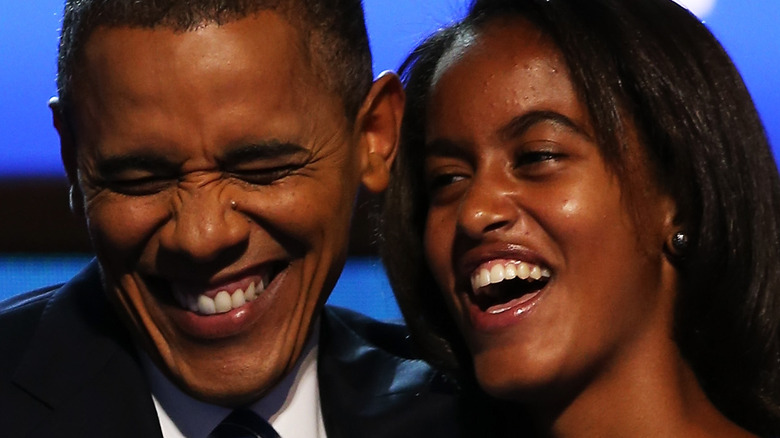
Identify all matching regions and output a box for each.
[169,262,287,315]
[469,261,551,313]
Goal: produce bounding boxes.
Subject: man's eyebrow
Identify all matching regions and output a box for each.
[220,141,310,166]
[96,154,178,177]
[497,110,591,142]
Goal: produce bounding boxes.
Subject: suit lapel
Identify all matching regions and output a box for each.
[11,261,163,437]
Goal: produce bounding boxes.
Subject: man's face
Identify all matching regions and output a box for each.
[59,12,380,405]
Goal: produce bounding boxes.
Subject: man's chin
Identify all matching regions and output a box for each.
[184,383,269,408]
[163,356,285,407]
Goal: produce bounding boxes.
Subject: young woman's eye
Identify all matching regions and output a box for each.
[424,168,470,205]
[515,150,561,166]
[427,173,466,191]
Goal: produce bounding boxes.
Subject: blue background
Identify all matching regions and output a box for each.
[1,0,778,319]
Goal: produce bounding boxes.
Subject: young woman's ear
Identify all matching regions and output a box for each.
[354,71,405,194]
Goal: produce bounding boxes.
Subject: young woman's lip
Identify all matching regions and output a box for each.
[463,281,549,332]
[483,289,543,315]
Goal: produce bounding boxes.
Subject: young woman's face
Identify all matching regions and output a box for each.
[423,20,679,402]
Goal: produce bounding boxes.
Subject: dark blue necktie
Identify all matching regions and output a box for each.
[208,409,282,438]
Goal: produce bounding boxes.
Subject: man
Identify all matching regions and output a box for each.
[0,1,458,436]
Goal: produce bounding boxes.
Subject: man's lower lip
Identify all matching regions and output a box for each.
[466,289,545,332]
[168,301,261,340]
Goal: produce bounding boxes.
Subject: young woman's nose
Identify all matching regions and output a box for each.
[456,172,518,239]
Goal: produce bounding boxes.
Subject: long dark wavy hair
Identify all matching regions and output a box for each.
[381,0,780,435]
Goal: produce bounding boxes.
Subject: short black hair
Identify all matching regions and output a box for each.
[382,0,780,435]
[56,0,373,121]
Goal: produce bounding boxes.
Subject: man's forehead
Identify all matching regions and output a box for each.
[59,0,360,129]
[74,14,311,97]
[66,13,347,144]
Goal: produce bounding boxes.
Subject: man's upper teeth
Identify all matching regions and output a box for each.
[471,261,551,291]
[176,280,266,315]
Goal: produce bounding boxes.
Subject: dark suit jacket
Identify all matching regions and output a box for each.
[0,261,459,437]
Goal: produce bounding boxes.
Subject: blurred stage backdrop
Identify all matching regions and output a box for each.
[1,0,778,319]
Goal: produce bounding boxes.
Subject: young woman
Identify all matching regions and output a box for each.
[381,0,780,436]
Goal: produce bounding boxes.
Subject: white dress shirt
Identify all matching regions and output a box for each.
[141,326,327,438]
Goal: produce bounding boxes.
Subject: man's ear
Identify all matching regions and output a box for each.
[354,71,405,194]
[50,97,84,216]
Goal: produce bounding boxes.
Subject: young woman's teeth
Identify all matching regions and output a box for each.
[471,262,551,291]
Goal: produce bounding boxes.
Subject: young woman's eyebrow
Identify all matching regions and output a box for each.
[498,110,591,142]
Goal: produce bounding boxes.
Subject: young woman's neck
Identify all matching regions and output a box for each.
[520,342,755,438]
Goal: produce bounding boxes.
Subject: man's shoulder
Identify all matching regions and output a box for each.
[321,305,417,358]
[0,285,58,312]
[318,306,461,438]
[0,262,163,437]
[0,286,59,321]
[319,305,452,391]
[0,262,103,369]
[0,286,61,374]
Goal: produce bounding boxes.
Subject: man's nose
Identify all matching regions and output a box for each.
[160,188,250,263]
[456,173,518,239]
